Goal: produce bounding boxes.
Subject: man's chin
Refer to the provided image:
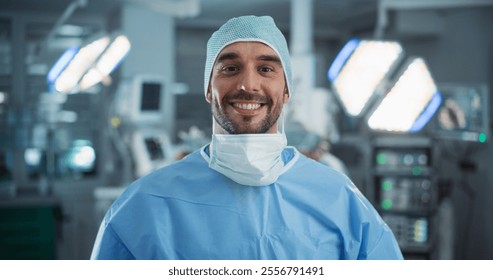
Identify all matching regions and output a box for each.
[229,127,262,134]
[226,123,267,134]
[214,114,273,134]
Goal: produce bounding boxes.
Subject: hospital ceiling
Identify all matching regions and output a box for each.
[2,0,490,41]
[1,0,378,39]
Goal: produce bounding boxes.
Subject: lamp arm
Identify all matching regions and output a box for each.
[36,0,88,58]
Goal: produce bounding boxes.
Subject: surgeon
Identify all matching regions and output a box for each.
[91,15,403,260]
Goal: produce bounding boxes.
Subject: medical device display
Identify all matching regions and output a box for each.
[432,84,489,142]
[370,137,436,259]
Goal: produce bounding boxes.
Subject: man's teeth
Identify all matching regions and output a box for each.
[234,103,261,110]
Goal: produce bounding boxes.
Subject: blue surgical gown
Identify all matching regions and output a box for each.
[91,146,403,260]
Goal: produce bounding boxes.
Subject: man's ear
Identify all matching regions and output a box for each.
[283,87,289,104]
[205,88,212,103]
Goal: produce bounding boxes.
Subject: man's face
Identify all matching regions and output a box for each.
[206,42,289,134]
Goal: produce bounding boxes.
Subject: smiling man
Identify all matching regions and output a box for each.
[91,15,403,260]
[208,42,288,134]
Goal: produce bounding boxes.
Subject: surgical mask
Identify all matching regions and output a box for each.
[208,115,287,187]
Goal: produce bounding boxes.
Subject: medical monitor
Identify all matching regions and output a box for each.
[140,82,162,112]
[431,84,489,142]
[134,75,165,123]
[131,128,171,177]
[116,75,167,124]
[0,151,12,195]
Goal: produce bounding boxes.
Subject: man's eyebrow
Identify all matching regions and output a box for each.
[258,54,282,66]
[216,52,282,65]
[216,52,239,63]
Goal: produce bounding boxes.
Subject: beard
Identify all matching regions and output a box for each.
[211,91,283,134]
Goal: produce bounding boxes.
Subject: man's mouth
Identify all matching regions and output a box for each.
[233,103,262,110]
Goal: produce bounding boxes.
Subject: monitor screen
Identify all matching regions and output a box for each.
[114,75,171,125]
[140,82,162,111]
[432,84,489,142]
[0,151,12,185]
[144,137,165,160]
[130,130,170,177]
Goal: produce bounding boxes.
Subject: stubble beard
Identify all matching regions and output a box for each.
[211,93,283,134]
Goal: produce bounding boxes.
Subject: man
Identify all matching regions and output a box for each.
[91,15,403,260]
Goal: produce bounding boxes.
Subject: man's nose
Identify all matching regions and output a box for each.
[238,68,260,92]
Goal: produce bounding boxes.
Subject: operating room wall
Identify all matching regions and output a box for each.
[173,27,213,142]
[389,7,493,259]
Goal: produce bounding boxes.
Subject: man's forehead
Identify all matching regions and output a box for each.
[216,41,281,65]
[218,42,278,57]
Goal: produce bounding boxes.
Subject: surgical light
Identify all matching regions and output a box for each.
[328,39,404,117]
[55,36,110,93]
[47,46,79,84]
[79,35,131,90]
[48,33,131,94]
[367,58,442,132]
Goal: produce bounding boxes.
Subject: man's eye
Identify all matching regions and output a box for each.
[222,66,239,72]
[259,66,274,72]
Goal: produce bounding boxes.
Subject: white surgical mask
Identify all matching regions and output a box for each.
[208,115,287,186]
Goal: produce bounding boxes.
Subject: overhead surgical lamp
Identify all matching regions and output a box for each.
[47,33,131,94]
[367,58,442,132]
[328,38,404,117]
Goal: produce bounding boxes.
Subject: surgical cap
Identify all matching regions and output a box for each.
[204,15,292,97]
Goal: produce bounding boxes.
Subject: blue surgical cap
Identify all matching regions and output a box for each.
[204,15,292,98]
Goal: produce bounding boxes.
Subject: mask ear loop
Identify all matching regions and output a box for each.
[278,110,285,134]
[212,116,216,135]
[210,116,219,156]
